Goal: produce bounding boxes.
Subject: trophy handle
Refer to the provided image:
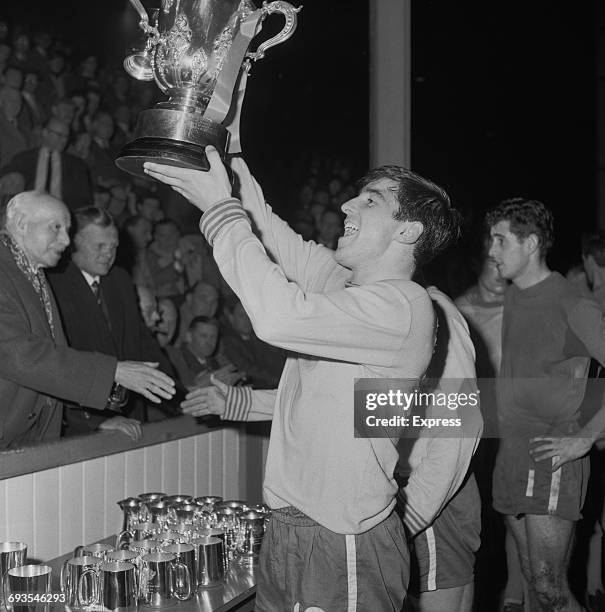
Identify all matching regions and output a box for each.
[246,1,302,62]
[124,0,161,81]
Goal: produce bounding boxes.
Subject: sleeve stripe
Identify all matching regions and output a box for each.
[224,386,253,421]
[199,199,249,246]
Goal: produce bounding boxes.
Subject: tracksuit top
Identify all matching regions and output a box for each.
[200,158,435,534]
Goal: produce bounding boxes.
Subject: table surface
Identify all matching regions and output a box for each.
[46,536,257,612]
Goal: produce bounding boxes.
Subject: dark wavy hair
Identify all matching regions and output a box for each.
[358,166,461,265]
[485,198,554,258]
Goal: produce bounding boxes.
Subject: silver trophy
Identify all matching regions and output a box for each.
[116,0,301,178]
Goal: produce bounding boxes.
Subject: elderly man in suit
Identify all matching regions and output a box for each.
[0,118,92,209]
[48,206,177,436]
[0,191,175,449]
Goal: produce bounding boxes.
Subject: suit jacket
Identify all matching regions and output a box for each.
[0,147,93,210]
[0,241,116,449]
[48,262,174,434]
[0,116,27,168]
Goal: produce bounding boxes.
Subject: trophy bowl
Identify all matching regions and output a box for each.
[116,0,301,179]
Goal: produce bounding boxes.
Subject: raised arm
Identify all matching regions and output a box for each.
[231,156,348,293]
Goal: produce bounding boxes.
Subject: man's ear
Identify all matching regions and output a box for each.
[394,221,424,245]
[12,210,27,235]
[185,330,192,344]
[525,233,540,255]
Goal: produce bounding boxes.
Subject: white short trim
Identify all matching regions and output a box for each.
[525,469,535,497]
[345,535,357,612]
[548,457,562,514]
[426,527,437,591]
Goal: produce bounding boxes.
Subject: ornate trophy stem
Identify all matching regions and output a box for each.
[116,0,301,179]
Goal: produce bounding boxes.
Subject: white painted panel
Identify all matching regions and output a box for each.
[178,437,196,495]
[2,429,262,560]
[0,479,8,541]
[144,444,164,494]
[162,441,179,495]
[5,474,35,560]
[82,457,106,546]
[33,469,60,562]
[223,428,239,499]
[105,453,126,536]
[59,462,84,555]
[208,431,224,497]
[124,447,145,498]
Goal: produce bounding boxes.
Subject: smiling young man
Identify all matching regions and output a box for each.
[144,149,460,612]
[487,198,605,612]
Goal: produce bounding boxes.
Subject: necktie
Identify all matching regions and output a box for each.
[91,279,112,331]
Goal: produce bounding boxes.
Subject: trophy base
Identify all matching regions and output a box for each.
[115,107,230,180]
[115,138,216,178]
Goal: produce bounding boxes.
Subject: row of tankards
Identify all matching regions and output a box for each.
[60,495,269,610]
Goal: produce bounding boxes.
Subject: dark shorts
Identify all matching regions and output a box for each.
[410,475,481,592]
[255,506,409,612]
[492,435,590,522]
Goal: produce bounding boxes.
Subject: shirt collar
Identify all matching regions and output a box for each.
[79,268,100,287]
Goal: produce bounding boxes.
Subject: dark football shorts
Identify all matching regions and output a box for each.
[493,434,589,522]
[410,475,481,592]
[255,506,409,612]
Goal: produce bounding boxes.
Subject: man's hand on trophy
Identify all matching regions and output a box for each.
[143,146,232,212]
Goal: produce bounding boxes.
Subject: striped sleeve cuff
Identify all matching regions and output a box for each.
[199,197,249,246]
[223,385,253,421]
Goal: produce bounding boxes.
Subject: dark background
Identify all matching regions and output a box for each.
[2,0,599,270]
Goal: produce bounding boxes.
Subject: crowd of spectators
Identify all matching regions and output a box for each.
[0,18,288,436]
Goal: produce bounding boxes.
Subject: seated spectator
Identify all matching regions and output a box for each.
[119,214,154,289]
[315,208,343,249]
[221,300,286,389]
[50,97,76,130]
[0,85,27,166]
[21,70,45,139]
[148,218,185,297]
[85,110,125,187]
[45,51,69,105]
[0,171,24,198]
[111,103,132,153]
[0,117,92,209]
[136,285,161,331]
[178,281,220,345]
[179,233,221,289]
[167,316,242,388]
[156,297,179,349]
[137,193,164,222]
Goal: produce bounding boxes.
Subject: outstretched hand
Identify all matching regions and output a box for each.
[114,361,176,404]
[143,146,232,212]
[181,374,229,418]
